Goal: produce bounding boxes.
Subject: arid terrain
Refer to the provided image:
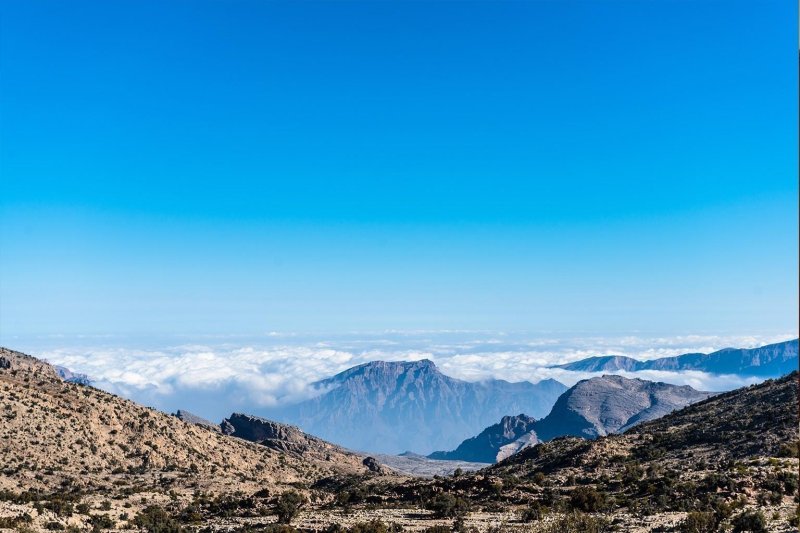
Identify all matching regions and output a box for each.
[0,347,797,532]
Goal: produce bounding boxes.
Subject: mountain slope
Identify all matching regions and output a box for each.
[0,347,369,495]
[428,375,711,462]
[495,371,798,475]
[555,338,798,376]
[266,359,566,454]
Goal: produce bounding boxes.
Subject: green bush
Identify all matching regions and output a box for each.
[423,493,470,519]
[274,490,306,525]
[521,501,548,522]
[132,505,184,533]
[539,511,611,533]
[680,511,716,533]
[731,510,767,533]
[569,486,607,512]
[422,527,450,533]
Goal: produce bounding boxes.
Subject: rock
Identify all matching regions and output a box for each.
[362,456,385,474]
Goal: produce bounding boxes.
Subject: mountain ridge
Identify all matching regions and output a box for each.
[265,359,567,454]
[554,338,798,376]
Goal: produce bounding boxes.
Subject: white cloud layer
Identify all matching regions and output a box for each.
[31,331,796,424]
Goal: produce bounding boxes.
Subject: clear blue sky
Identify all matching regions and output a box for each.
[1,0,797,339]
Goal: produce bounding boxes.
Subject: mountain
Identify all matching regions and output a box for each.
[265,359,567,454]
[375,371,799,532]
[554,338,798,376]
[0,346,374,530]
[428,375,711,462]
[532,374,713,440]
[494,371,798,474]
[428,414,537,463]
[53,364,92,385]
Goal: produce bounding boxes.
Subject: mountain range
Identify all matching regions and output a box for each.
[264,359,567,454]
[1,344,796,531]
[429,374,712,462]
[554,338,798,376]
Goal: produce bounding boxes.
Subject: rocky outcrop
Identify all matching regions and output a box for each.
[429,414,537,463]
[175,409,220,431]
[362,456,385,474]
[265,359,566,454]
[220,412,369,468]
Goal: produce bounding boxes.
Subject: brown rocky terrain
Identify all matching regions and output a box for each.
[0,347,378,531]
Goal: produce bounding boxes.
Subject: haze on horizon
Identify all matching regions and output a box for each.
[1,0,797,342]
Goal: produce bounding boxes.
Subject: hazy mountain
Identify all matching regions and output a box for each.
[429,375,711,462]
[554,339,798,376]
[265,359,567,454]
[53,364,92,385]
[428,414,537,463]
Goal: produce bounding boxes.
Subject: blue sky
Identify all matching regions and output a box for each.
[1,0,797,339]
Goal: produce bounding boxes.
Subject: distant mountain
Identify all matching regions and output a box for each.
[428,375,711,462]
[53,364,92,385]
[554,339,798,376]
[264,359,567,454]
[429,414,537,463]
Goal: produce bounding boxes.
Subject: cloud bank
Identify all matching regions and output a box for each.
[32,332,796,424]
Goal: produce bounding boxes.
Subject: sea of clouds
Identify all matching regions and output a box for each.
[14,331,796,424]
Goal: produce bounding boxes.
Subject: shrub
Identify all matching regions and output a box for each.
[539,511,611,533]
[132,505,184,533]
[88,513,115,531]
[680,511,716,533]
[569,486,606,512]
[521,501,548,522]
[423,493,470,519]
[422,527,450,533]
[275,490,306,525]
[731,510,767,533]
[348,520,396,533]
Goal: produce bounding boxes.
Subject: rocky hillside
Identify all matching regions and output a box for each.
[555,338,798,376]
[368,372,799,532]
[0,347,375,530]
[428,375,711,463]
[429,414,537,463]
[265,359,566,454]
